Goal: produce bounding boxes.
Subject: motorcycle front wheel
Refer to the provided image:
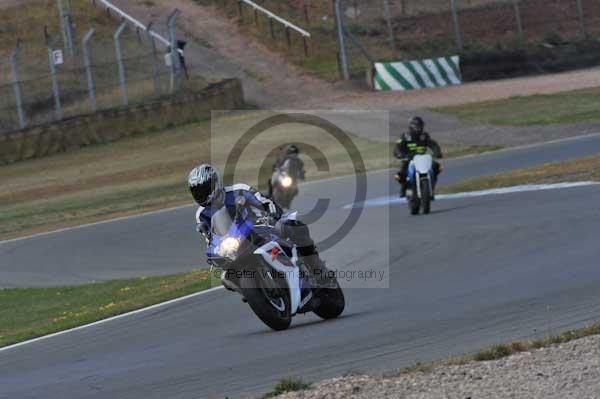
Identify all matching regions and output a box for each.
[420,179,431,215]
[240,265,292,331]
[273,188,294,209]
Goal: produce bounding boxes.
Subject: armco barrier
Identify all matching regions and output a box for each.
[0,79,244,165]
[374,56,462,91]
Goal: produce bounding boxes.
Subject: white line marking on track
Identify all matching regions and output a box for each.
[0,285,224,353]
[343,181,600,209]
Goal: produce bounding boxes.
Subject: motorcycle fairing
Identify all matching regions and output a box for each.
[254,241,302,315]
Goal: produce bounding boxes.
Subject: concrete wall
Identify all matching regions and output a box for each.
[0,79,244,165]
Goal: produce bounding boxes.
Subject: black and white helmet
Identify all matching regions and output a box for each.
[188,164,222,207]
[286,144,300,156]
[409,116,424,135]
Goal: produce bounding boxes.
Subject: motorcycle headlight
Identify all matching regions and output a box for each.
[217,236,241,260]
[281,176,293,188]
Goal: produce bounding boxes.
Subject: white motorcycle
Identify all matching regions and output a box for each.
[206,197,345,331]
[406,154,434,215]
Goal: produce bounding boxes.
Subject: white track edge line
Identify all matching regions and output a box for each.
[0,285,224,353]
[343,181,600,209]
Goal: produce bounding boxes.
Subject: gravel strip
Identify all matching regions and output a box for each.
[275,334,600,399]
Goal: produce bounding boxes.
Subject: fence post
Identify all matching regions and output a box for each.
[82,28,97,112]
[450,0,464,50]
[146,22,162,97]
[45,29,63,121]
[576,0,587,38]
[56,0,69,55]
[167,9,183,93]
[334,0,349,79]
[269,17,275,39]
[10,41,25,130]
[302,0,310,24]
[114,21,129,106]
[56,0,75,56]
[512,0,523,41]
[382,0,396,55]
[64,12,76,56]
[285,27,292,49]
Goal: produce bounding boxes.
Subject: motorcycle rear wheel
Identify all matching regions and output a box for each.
[240,266,292,331]
[313,280,345,320]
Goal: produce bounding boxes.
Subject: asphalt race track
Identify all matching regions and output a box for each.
[1,134,600,398]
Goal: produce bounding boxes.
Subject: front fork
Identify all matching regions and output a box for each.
[409,172,433,199]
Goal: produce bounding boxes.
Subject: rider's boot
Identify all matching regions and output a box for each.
[299,246,336,289]
[431,177,438,201]
[395,173,407,198]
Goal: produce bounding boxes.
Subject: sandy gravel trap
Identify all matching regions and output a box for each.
[276,334,600,399]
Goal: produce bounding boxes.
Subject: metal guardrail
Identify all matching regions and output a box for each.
[240,0,311,38]
[92,0,171,47]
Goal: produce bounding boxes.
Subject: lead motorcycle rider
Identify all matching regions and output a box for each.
[188,163,332,290]
[394,116,444,198]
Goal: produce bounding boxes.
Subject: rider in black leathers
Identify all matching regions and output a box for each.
[394,117,443,198]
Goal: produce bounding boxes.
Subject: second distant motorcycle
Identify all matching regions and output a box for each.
[270,144,305,209]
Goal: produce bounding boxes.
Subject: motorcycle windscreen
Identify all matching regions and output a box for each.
[211,207,233,237]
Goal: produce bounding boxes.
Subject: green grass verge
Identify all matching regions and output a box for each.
[439,154,600,194]
[262,378,312,398]
[0,269,214,348]
[434,87,600,126]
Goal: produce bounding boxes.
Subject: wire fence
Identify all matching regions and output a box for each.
[0,1,196,135]
[199,0,314,60]
[337,0,600,76]
[204,0,600,79]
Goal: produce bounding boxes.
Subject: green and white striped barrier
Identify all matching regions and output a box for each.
[374,56,462,91]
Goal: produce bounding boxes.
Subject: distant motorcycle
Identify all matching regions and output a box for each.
[271,168,298,210]
[406,154,434,215]
[206,197,345,331]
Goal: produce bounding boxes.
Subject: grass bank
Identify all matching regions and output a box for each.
[435,86,600,126]
[0,269,214,348]
[0,111,495,240]
[439,154,600,194]
[262,378,312,398]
